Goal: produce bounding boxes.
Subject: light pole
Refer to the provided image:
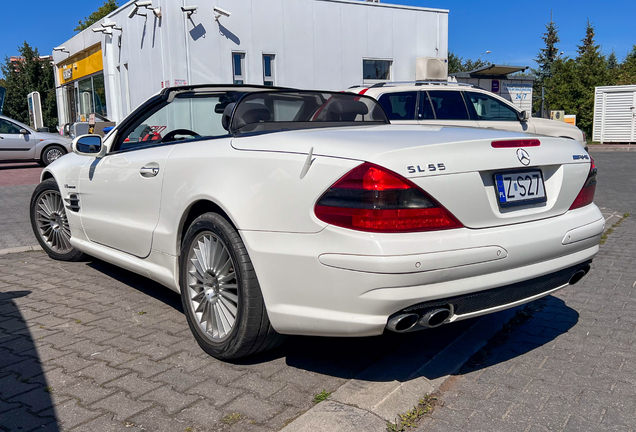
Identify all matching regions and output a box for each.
[478,50,491,62]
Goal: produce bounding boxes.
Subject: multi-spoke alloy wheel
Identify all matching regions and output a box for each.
[40,145,65,166]
[180,212,284,359]
[186,233,239,341]
[35,191,73,253]
[30,179,84,261]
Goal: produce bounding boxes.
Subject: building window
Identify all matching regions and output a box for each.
[263,54,275,86]
[363,59,392,84]
[232,53,245,84]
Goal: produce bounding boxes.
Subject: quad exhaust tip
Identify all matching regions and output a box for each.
[387,305,453,333]
[419,307,452,328]
[386,313,419,333]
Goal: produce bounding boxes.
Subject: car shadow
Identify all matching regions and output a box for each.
[450,296,578,380]
[82,259,578,384]
[86,259,184,313]
[0,291,59,431]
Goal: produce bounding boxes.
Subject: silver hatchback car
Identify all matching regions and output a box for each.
[0,115,72,166]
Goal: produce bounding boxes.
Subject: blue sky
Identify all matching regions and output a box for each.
[1,0,635,73]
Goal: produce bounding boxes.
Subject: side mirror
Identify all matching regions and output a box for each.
[72,134,106,157]
[19,128,29,135]
[518,110,530,122]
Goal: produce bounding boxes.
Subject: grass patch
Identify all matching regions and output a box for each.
[221,413,242,426]
[386,395,437,431]
[600,213,630,245]
[313,390,332,404]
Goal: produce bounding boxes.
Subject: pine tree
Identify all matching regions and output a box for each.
[574,19,609,136]
[0,42,58,131]
[607,51,618,69]
[616,45,636,85]
[533,15,561,115]
[75,0,119,33]
[535,17,561,82]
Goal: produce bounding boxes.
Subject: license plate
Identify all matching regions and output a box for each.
[495,170,547,208]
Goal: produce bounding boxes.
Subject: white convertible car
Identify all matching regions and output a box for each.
[30,85,603,359]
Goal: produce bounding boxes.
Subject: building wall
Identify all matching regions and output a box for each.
[53,0,448,126]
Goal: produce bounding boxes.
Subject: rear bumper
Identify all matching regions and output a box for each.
[240,204,603,337]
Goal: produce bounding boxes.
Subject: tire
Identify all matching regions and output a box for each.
[30,179,85,261]
[179,212,284,360]
[39,145,66,166]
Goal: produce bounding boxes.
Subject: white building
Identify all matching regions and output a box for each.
[53,0,449,128]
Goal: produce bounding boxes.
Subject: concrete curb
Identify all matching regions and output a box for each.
[281,308,519,432]
[0,245,43,256]
[588,145,636,152]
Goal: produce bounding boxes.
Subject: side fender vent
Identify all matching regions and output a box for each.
[64,194,80,212]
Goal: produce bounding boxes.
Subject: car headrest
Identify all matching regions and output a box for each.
[234,102,272,129]
[325,100,369,121]
[222,102,236,131]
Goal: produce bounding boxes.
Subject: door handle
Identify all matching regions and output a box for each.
[140,166,160,178]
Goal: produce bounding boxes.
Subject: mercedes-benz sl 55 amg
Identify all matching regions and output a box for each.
[30,85,602,359]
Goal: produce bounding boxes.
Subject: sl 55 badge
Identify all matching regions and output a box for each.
[407,163,446,174]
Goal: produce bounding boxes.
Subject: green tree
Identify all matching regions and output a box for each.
[574,19,609,136]
[533,17,561,115]
[74,0,119,32]
[543,58,581,116]
[0,42,58,131]
[616,45,636,85]
[448,52,463,74]
[447,51,489,74]
[535,18,561,82]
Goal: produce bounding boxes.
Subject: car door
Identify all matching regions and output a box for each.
[464,91,535,134]
[418,90,479,129]
[0,119,35,160]
[78,142,174,258]
[78,90,231,258]
[377,91,419,124]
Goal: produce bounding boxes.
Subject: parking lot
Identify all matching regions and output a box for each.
[1,149,635,431]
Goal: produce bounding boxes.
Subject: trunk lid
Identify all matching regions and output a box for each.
[231,125,592,228]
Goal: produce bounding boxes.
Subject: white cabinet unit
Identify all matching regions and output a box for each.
[593,85,636,143]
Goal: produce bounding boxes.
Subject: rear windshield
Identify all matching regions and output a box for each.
[230,91,389,133]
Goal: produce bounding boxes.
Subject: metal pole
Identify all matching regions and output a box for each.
[541,86,545,118]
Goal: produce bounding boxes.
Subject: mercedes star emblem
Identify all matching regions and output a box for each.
[516,148,531,166]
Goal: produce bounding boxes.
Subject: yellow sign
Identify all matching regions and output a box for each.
[58,45,103,85]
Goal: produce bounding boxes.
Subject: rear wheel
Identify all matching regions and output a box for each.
[30,179,84,261]
[179,212,283,359]
[39,145,66,166]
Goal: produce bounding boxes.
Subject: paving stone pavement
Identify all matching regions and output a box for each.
[0,184,38,250]
[415,216,636,432]
[0,249,475,432]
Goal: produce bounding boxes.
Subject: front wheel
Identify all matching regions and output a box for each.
[179,212,283,360]
[30,179,84,261]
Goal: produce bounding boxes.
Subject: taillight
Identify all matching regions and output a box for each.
[569,157,597,210]
[315,162,463,233]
